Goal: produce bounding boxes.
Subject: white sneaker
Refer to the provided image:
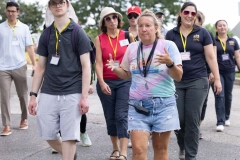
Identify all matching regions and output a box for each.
[216,125,224,132]
[225,120,230,126]
[127,140,132,148]
[80,133,92,147]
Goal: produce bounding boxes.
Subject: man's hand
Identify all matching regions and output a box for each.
[28,97,37,116]
[79,98,89,114]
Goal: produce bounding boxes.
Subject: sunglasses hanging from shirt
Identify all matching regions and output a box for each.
[137,39,158,90]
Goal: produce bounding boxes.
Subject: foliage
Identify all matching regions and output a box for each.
[236,73,240,78]
[70,0,184,37]
[0,0,44,33]
[204,23,234,37]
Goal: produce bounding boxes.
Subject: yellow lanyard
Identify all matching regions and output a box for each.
[54,20,71,55]
[180,28,193,52]
[8,20,18,38]
[108,30,119,60]
[129,27,137,42]
[218,36,226,53]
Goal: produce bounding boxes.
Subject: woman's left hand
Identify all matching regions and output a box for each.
[154,47,173,66]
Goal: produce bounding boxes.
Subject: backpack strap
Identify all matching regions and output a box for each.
[124,31,130,43]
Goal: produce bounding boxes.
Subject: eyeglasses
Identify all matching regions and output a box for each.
[50,1,66,8]
[183,10,196,17]
[105,15,118,22]
[155,14,163,19]
[127,13,139,19]
[6,10,17,13]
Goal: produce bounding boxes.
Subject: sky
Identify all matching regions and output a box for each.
[22,0,240,30]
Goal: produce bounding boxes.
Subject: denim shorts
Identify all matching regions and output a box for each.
[128,95,180,133]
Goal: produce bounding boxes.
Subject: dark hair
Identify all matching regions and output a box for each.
[177,2,197,27]
[48,0,69,6]
[6,2,20,11]
[100,15,124,33]
[215,20,228,36]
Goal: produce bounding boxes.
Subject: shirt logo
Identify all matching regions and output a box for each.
[193,34,200,41]
[229,41,234,46]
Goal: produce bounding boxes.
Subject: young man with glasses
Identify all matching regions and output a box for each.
[0,1,36,136]
[125,6,142,41]
[28,0,92,160]
[154,10,168,38]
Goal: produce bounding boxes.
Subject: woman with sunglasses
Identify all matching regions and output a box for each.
[124,6,142,42]
[95,7,134,160]
[106,9,183,160]
[213,20,240,132]
[165,2,222,160]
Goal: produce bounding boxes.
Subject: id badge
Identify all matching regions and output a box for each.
[12,40,19,45]
[119,39,129,47]
[180,52,191,61]
[113,60,120,68]
[50,55,60,65]
[222,54,229,61]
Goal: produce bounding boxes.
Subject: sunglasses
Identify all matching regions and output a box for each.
[183,10,196,17]
[105,15,118,22]
[127,13,139,19]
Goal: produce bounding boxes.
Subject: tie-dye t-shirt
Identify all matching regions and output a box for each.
[121,39,182,100]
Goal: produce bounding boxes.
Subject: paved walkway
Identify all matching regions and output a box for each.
[0,67,240,160]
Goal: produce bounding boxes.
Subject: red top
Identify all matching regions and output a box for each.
[99,30,128,80]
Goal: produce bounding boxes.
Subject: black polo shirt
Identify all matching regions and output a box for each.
[37,20,92,95]
[124,26,139,41]
[215,36,239,74]
[166,25,212,80]
[206,31,216,73]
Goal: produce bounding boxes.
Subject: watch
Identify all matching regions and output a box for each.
[30,92,38,97]
[166,61,175,68]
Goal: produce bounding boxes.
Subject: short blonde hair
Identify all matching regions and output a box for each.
[196,11,205,25]
[137,9,161,39]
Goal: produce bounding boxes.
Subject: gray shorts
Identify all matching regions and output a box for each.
[37,93,81,142]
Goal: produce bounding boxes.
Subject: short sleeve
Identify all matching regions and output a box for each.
[234,38,239,51]
[120,46,130,71]
[37,30,48,57]
[166,40,182,65]
[25,25,33,46]
[208,31,216,46]
[202,28,213,46]
[77,27,92,56]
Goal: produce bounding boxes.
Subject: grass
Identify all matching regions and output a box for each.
[236,73,240,78]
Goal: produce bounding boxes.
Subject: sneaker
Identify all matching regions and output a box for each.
[127,140,132,148]
[0,126,12,136]
[51,148,58,154]
[216,125,224,132]
[199,132,203,140]
[225,120,230,126]
[74,152,77,160]
[179,149,185,160]
[80,133,92,147]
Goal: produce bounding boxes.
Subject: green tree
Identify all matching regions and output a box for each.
[0,0,44,33]
[204,23,234,37]
[70,0,184,37]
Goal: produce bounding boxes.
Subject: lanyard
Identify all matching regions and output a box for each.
[218,36,226,53]
[180,28,193,52]
[8,20,18,38]
[137,39,158,77]
[54,20,71,55]
[108,30,119,60]
[129,27,137,42]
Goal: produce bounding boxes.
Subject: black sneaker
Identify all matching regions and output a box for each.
[74,152,77,160]
[179,149,185,160]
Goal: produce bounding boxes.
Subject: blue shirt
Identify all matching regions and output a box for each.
[0,20,33,70]
[215,36,239,74]
[166,25,212,80]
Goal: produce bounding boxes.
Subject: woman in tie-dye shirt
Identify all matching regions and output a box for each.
[106,9,183,160]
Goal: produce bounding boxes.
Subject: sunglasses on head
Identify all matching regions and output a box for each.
[105,15,118,22]
[127,13,139,19]
[183,10,196,17]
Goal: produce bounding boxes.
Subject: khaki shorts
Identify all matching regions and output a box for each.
[37,93,81,141]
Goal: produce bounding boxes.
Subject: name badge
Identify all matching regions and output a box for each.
[180,52,191,61]
[12,40,19,46]
[222,54,229,61]
[113,60,120,67]
[119,39,129,47]
[50,55,60,65]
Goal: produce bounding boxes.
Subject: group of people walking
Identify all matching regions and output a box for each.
[0,0,239,160]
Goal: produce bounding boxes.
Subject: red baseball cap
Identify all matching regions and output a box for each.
[127,6,142,15]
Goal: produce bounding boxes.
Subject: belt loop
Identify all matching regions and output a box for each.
[58,95,60,101]
[63,95,66,101]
